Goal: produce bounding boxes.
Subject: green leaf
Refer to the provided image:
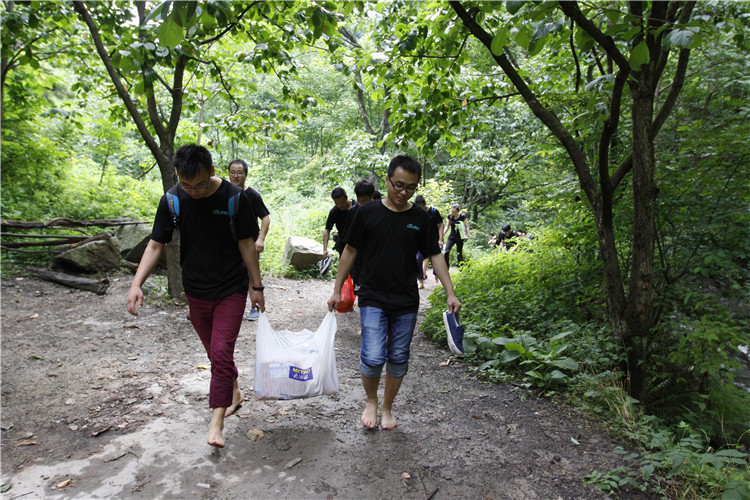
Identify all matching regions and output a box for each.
[526,370,544,380]
[491,33,508,56]
[667,29,695,48]
[506,0,525,15]
[504,342,526,354]
[158,18,184,49]
[575,28,595,52]
[629,41,649,71]
[550,357,579,371]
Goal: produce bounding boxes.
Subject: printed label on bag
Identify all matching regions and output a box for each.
[268,363,289,378]
[289,366,313,381]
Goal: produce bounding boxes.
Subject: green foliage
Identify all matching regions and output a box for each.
[585,423,750,499]
[422,227,608,393]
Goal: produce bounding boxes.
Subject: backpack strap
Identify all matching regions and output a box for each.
[228,191,240,241]
[166,188,180,239]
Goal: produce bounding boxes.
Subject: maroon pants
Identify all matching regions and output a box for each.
[186,292,246,408]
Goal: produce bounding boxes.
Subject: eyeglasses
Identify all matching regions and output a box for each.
[388,178,418,193]
[229,171,245,178]
[179,175,211,191]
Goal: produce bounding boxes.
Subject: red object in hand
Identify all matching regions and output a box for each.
[337,274,355,313]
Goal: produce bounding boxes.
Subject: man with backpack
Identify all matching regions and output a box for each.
[414,195,444,288]
[127,144,265,448]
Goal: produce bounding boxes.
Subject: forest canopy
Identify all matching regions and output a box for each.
[2,1,749,497]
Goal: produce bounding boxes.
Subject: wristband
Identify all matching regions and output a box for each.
[252,286,265,292]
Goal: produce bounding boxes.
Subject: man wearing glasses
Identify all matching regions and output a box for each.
[228,159,271,321]
[327,155,461,430]
[127,144,265,448]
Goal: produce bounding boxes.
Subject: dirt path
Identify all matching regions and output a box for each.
[1,272,632,499]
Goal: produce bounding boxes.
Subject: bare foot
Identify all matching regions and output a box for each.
[207,414,225,448]
[361,398,378,429]
[380,406,397,430]
[224,386,244,418]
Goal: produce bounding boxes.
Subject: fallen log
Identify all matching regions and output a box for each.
[28,267,110,295]
[1,218,145,230]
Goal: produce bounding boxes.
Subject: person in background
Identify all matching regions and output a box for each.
[443,204,470,268]
[228,159,270,321]
[372,190,382,200]
[327,155,461,430]
[345,179,375,294]
[414,195,444,288]
[497,223,524,252]
[323,187,357,259]
[127,144,265,448]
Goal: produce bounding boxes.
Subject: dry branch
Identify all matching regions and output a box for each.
[28,267,110,295]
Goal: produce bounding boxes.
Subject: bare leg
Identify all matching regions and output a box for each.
[208,407,226,447]
[224,379,243,417]
[361,374,380,429]
[380,373,403,430]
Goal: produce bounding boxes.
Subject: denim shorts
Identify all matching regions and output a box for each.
[359,306,418,379]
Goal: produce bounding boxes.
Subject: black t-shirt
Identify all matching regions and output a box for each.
[427,206,443,228]
[244,187,270,221]
[326,200,357,252]
[151,179,260,300]
[498,230,520,248]
[345,200,440,314]
[447,213,467,240]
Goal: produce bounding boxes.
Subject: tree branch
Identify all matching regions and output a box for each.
[71,1,167,167]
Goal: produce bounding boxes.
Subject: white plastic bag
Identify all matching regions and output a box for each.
[254,311,339,400]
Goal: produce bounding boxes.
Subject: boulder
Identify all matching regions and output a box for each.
[116,223,152,261]
[283,236,325,270]
[53,236,122,272]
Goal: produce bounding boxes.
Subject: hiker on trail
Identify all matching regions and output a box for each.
[322,187,357,259]
[327,155,461,430]
[228,158,270,321]
[414,194,444,288]
[444,204,470,268]
[126,144,265,449]
[345,179,375,294]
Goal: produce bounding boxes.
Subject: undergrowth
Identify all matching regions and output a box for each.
[421,229,750,498]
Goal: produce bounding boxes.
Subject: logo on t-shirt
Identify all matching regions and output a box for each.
[213,209,230,216]
[406,223,420,231]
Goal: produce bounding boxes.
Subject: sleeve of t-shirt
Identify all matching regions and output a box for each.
[420,211,441,257]
[245,188,270,219]
[433,208,443,225]
[345,207,364,250]
[344,205,359,241]
[325,207,336,231]
[236,192,260,241]
[150,195,175,244]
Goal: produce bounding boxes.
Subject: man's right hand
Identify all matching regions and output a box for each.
[127,286,144,316]
[327,293,340,312]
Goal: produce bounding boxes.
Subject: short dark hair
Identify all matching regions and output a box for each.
[354,179,375,198]
[387,155,421,181]
[331,187,347,200]
[451,204,460,211]
[414,195,426,206]
[229,159,248,175]
[502,224,511,232]
[372,190,382,200]
[173,144,212,179]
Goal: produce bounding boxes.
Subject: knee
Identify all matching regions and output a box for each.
[360,359,385,378]
[385,361,408,379]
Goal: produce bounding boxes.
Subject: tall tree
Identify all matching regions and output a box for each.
[69,1,346,296]
[364,0,708,399]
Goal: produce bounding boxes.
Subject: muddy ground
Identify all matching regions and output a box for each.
[1,271,637,499]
